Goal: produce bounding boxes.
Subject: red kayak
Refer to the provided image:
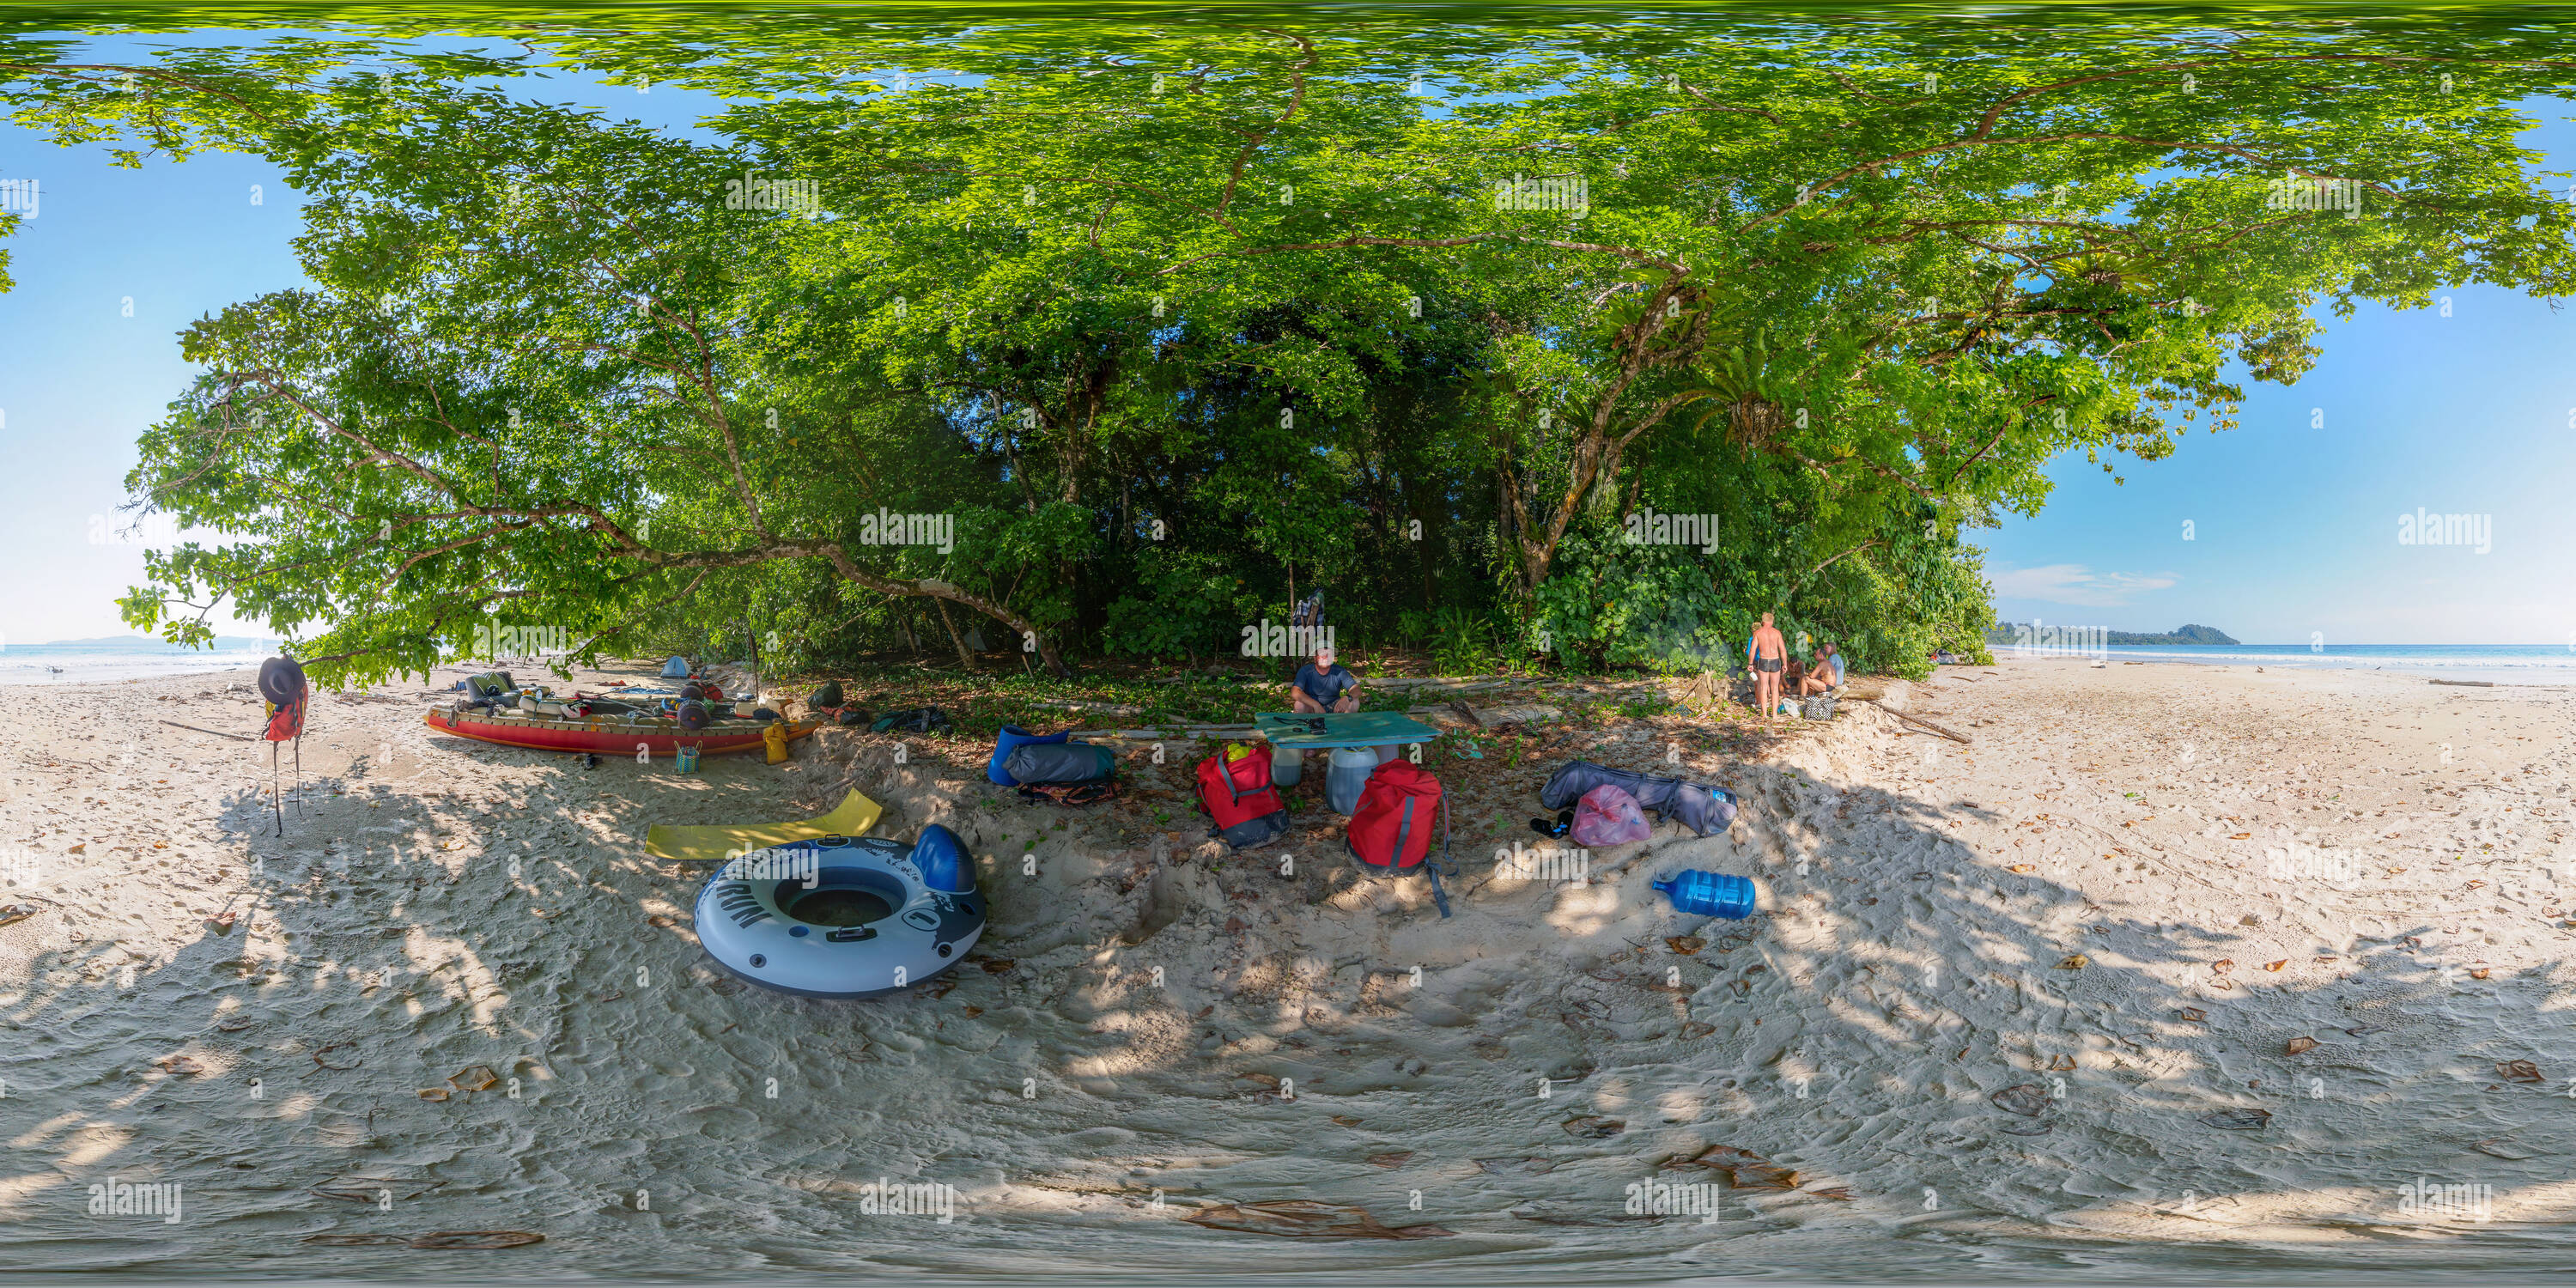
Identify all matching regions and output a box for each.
[426,705,817,757]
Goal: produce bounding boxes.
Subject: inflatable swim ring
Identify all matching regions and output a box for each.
[694,825,987,999]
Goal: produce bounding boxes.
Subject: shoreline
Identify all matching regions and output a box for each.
[1979,648,2576,689]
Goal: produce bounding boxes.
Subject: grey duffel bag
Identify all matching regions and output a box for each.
[1538,760,1739,837]
[1004,741,1117,784]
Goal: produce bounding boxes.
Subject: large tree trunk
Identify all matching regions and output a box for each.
[933,599,978,672]
[1501,289,1704,592]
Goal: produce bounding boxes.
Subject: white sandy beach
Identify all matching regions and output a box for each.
[2,655,2573,1278]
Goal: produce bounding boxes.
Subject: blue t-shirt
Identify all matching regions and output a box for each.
[1822,653,1844,686]
[1294,663,1358,707]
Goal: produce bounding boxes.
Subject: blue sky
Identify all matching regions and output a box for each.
[0,56,2570,647]
[1978,107,2576,647]
[0,52,728,647]
[1978,282,2576,646]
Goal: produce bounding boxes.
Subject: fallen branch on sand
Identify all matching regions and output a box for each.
[1861,700,1973,744]
[158,720,259,742]
[2428,679,2494,688]
[1063,726,1261,741]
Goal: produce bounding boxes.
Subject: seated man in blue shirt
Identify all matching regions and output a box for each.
[1795,641,1845,696]
[1290,644,1362,714]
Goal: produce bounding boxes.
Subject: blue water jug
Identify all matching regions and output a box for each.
[1653,869,1755,920]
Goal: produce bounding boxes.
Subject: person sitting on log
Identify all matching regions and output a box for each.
[1290,644,1362,714]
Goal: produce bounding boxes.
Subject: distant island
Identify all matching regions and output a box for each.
[1986,623,2239,647]
[2105,623,2238,646]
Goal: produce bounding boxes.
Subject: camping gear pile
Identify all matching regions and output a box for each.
[1539,761,1738,838]
[796,680,875,727]
[428,671,815,760]
[1189,737,1452,914]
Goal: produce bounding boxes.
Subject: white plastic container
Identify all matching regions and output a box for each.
[1271,742,1303,787]
[1326,747,1379,816]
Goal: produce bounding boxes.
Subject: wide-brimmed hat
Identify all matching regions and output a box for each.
[258,655,307,706]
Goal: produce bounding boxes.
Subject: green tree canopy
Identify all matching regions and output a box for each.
[7,12,2575,683]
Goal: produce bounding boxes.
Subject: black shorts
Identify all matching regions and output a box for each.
[1755,657,1783,674]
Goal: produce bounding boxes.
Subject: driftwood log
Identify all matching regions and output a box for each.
[1861,700,1973,744]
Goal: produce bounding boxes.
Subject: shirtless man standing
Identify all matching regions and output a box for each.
[1749,612,1787,726]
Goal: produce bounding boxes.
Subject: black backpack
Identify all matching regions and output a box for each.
[871,706,954,734]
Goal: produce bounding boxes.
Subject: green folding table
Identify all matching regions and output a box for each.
[1254,710,1443,752]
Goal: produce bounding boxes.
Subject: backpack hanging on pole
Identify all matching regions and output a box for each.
[258,655,310,837]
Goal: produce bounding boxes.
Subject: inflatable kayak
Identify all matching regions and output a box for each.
[694,827,987,999]
[426,699,814,757]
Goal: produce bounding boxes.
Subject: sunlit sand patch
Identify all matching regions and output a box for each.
[56,1121,132,1170]
[1067,1048,1160,1078]
[1585,1075,1634,1113]
[0,1171,72,1216]
[398,925,510,1030]
[1658,1088,1709,1120]
[1545,883,1622,935]
[9,1111,86,1151]
[1821,995,1915,1046]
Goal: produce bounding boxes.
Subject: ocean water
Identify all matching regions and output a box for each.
[1996,643,2576,687]
[0,642,275,685]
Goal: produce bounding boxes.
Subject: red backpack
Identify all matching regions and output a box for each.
[1196,744,1290,849]
[1345,760,1453,916]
